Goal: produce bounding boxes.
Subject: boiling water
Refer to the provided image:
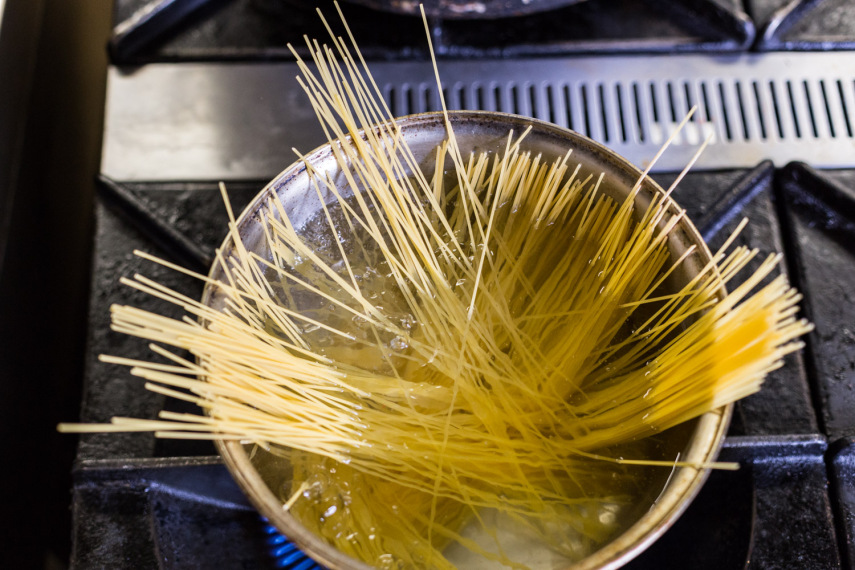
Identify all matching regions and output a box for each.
[250,192,696,570]
[251,435,687,569]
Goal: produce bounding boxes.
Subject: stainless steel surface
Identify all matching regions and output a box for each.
[101,52,855,182]
[207,111,731,570]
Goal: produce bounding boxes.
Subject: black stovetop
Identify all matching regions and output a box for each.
[67,0,855,568]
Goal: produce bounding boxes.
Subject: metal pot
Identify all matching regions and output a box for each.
[206,111,731,569]
[340,0,588,19]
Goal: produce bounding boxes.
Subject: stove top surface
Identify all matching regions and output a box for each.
[66,0,855,567]
[74,160,855,568]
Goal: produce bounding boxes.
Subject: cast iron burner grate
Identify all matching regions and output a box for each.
[109,0,756,63]
[107,0,855,63]
[71,159,855,568]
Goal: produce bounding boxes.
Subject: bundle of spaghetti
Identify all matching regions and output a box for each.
[59,6,813,569]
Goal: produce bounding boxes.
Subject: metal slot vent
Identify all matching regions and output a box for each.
[372,53,855,172]
[386,77,855,144]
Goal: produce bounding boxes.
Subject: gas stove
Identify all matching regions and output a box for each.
[70,0,855,568]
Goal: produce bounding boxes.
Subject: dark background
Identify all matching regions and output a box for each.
[0,1,111,568]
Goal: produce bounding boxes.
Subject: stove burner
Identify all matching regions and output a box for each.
[263,521,320,569]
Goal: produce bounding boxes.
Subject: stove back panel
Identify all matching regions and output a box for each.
[101,52,855,182]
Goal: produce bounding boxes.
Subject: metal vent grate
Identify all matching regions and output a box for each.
[371,53,855,172]
[385,77,855,143]
[102,52,855,181]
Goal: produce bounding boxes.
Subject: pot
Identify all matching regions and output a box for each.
[206,111,731,569]
[341,0,588,19]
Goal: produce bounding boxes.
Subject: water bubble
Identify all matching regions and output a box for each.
[598,505,618,525]
[352,315,368,328]
[313,334,333,348]
[390,336,409,351]
[400,314,416,330]
[323,505,338,518]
